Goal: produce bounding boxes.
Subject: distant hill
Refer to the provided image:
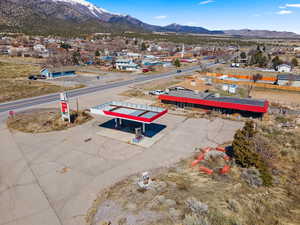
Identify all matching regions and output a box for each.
[156,23,224,35]
[0,0,222,36]
[0,0,299,38]
[224,29,300,38]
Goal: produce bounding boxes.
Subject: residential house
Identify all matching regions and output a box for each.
[277,74,300,87]
[277,64,292,73]
[40,67,76,79]
[115,59,140,71]
[33,44,46,52]
[294,47,300,53]
[126,52,141,58]
[222,84,239,94]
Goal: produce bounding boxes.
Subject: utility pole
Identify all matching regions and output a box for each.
[76,97,79,113]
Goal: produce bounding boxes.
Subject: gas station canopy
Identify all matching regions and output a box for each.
[90,101,168,124]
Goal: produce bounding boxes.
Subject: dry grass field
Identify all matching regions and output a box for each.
[0,55,46,65]
[252,88,300,107]
[7,108,93,133]
[0,61,84,103]
[0,61,40,79]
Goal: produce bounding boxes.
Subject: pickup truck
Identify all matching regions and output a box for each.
[149,90,166,96]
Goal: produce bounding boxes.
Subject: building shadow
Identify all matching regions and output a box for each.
[99,119,166,138]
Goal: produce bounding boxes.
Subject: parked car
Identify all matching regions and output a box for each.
[143,68,150,73]
[36,75,47,79]
[169,86,192,91]
[28,75,37,80]
[177,70,182,73]
[149,90,166,96]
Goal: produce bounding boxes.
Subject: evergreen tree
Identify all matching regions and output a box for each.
[72,51,81,65]
[240,52,247,59]
[256,45,261,51]
[291,57,298,67]
[272,56,283,70]
[232,121,259,168]
[232,121,272,186]
[250,51,268,67]
[141,42,147,51]
[174,58,181,68]
[60,43,71,51]
[95,50,100,57]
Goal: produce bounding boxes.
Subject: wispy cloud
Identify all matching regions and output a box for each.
[199,0,214,5]
[277,10,293,15]
[279,3,300,9]
[285,3,300,8]
[154,15,168,19]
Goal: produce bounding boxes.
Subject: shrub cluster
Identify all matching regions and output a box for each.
[232,121,273,186]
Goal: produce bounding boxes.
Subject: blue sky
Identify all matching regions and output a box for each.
[90,0,300,33]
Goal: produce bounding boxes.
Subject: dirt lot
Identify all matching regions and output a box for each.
[212,65,278,78]
[121,76,186,99]
[252,88,300,107]
[7,108,93,133]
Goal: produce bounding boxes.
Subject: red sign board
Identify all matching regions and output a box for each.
[61,102,69,113]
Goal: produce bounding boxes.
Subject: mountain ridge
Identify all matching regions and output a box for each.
[0,0,299,38]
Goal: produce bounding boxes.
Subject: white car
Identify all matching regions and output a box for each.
[149,90,166,96]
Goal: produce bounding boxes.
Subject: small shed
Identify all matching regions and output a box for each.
[277,64,292,73]
[40,67,76,79]
[277,74,300,87]
[222,84,238,94]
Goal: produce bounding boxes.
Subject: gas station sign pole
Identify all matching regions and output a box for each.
[60,92,71,123]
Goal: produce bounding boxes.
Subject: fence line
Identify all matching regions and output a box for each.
[213,78,300,91]
[206,72,277,82]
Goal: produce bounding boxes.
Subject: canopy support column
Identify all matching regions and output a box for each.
[142,123,146,134]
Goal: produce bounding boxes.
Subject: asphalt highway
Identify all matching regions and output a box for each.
[0,65,208,113]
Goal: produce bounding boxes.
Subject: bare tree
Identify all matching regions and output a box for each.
[46,52,74,67]
[287,74,296,86]
[252,73,263,83]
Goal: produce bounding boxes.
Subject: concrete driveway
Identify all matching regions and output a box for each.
[0,87,243,225]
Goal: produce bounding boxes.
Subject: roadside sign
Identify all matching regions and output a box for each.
[9,110,15,118]
[60,92,68,101]
[60,101,71,123]
[60,92,71,123]
[61,102,68,113]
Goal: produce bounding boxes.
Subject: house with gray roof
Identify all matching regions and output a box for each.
[277,74,300,87]
[40,67,76,79]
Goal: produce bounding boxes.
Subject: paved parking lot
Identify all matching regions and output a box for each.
[0,87,243,225]
[45,72,141,87]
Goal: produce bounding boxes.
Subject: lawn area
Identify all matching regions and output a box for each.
[0,62,84,103]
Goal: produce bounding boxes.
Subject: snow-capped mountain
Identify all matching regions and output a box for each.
[51,0,122,19]
[2,0,294,38]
